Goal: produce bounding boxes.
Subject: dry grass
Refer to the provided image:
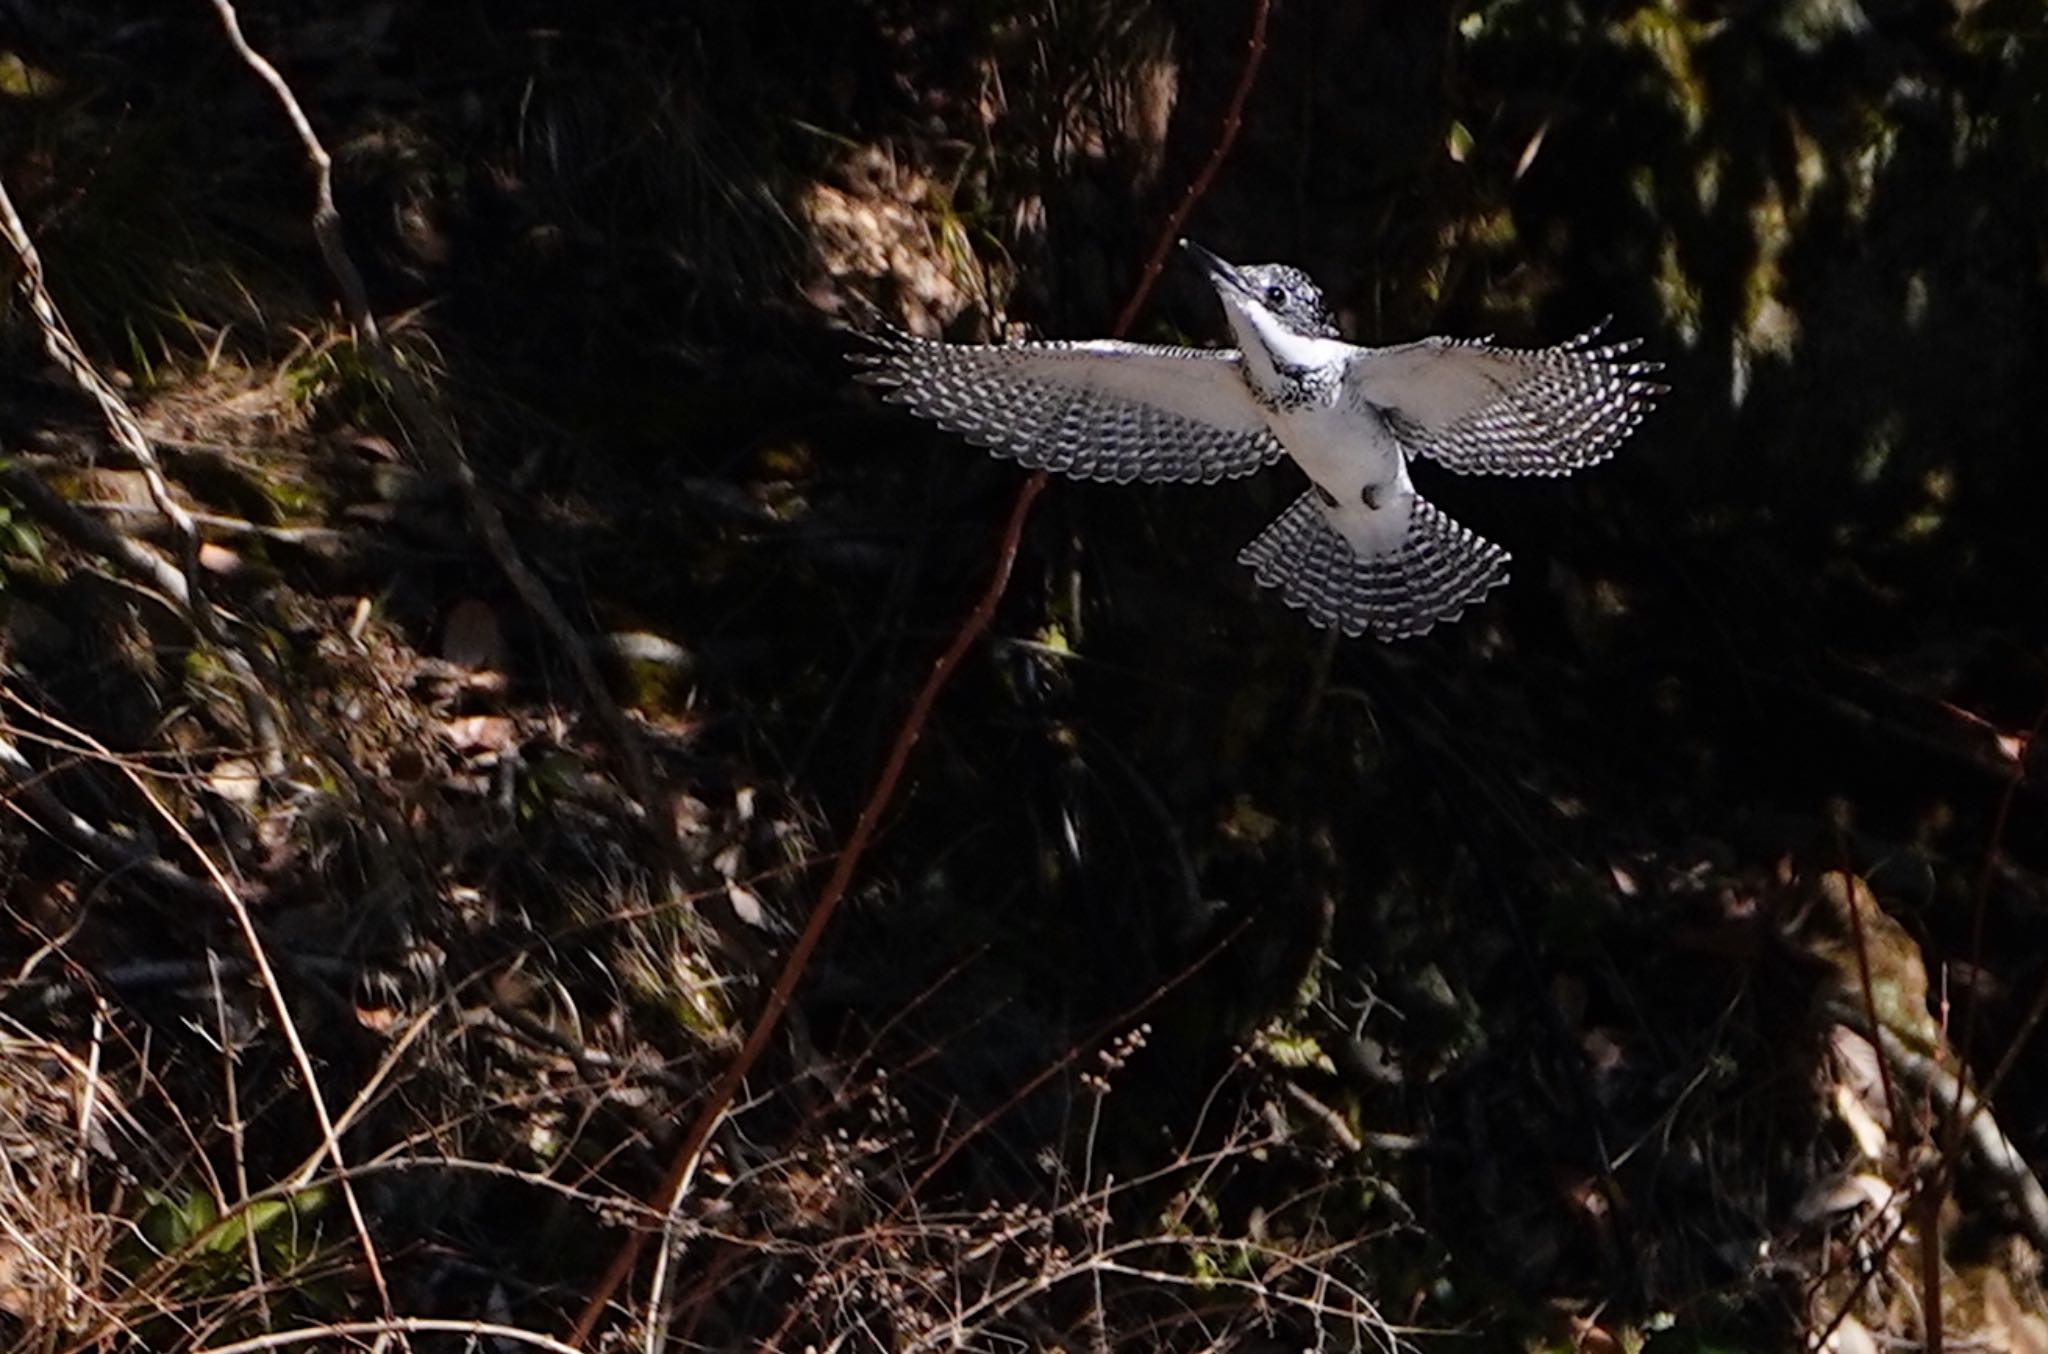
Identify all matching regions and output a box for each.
[2,2,2047,1352]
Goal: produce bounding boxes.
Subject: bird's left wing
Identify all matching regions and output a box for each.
[1347,323,1664,476]
[855,330,1284,485]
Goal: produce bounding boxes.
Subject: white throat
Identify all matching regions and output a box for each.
[1222,300,1344,400]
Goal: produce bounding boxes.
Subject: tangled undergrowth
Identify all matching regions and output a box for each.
[2,2,2046,1351]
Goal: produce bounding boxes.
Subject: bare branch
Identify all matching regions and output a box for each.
[201,0,663,847]
[0,178,284,774]
[203,0,377,341]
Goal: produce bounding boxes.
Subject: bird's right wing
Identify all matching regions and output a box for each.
[854,330,1284,485]
[1347,322,1663,476]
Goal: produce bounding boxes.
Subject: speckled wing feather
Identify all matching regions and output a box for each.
[1349,322,1664,477]
[1237,492,1511,641]
[854,330,1285,485]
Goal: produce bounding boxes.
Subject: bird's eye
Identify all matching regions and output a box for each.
[1264,286,1287,309]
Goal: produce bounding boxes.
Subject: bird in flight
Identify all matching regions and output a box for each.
[856,240,1663,640]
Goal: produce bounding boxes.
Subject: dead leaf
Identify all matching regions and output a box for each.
[355,1004,402,1034]
[442,715,516,754]
[1793,1171,1894,1224]
[1832,1081,1890,1162]
[198,542,242,575]
[1825,1313,1879,1354]
[673,795,712,840]
[207,757,262,806]
[0,1236,29,1319]
[728,881,769,929]
[1983,1267,2048,1354]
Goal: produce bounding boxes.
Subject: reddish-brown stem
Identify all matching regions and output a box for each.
[906,916,1254,1198]
[1113,0,1272,340]
[568,4,1272,1341]
[1946,697,2048,1144]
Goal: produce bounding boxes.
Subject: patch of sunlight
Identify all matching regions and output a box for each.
[801,146,984,334]
[1616,5,1716,137]
[1844,120,1898,226]
[1445,119,1475,164]
[758,441,814,479]
[1904,272,1930,329]
[1631,164,1658,214]
[1953,96,1999,169]
[1749,188,1792,272]
[1750,296,1799,356]
[1417,255,1449,308]
[0,50,62,98]
[1775,0,1871,54]
[1789,114,1829,201]
[754,480,811,524]
[1694,152,1723,214]
[1855,413,1905,484]
[1655,236,1703,347]
[1218,794,1280,848]
[1255,1022,1335,1075]
[1462,205,1518,251]
[1729,188,1800,407]
[1899,507,1946,541]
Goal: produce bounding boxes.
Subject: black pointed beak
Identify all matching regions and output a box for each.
[1179,238,1248,296]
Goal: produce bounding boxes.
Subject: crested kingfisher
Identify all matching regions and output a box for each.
[856,240,1663,640]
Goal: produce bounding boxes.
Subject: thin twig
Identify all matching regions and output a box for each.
[1826,998,2048,1251]
[1944,696,2048,1158]
[194,1319,584,1354]
[1,684,403,1338]
[0,176,284,774]
[91,739,404,1331]
[907,1232,1408,1354]
[203,0,664,847]
[205,0,377,342]
[0,729,220,909]
[568,4,1275,1340]
[210,950,273,1329]
[907,915,1252,1198]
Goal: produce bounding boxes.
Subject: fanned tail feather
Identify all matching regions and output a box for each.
[1237,493,1510,640]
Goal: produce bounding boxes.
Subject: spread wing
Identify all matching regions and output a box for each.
[1348,322,1664,476]
[854,330,1285,485]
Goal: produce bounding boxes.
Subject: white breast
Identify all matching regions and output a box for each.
[1266,403,1414,560]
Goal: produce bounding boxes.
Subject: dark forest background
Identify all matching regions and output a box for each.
[1,1,2045,1350]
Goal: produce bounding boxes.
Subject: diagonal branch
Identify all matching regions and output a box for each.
[0,174,284,775]
[206,0,377,343]
[567,1,1276,1343]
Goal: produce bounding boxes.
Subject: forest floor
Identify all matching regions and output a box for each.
[2,3,2047,1351]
